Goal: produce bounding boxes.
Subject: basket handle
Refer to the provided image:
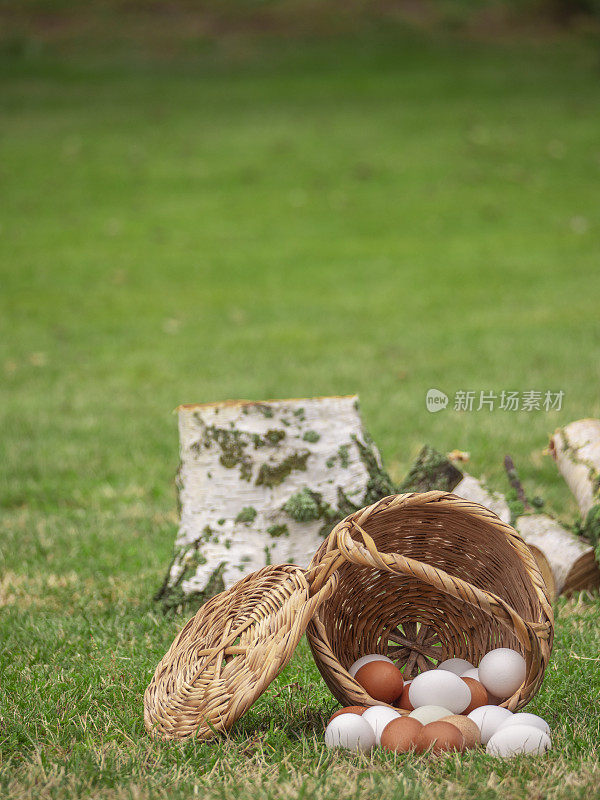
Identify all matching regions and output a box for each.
[335,520,550,652]
[305,550,347,595]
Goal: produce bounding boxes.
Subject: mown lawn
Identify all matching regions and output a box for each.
[1,29,599,800]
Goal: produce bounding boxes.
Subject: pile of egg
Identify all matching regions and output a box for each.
[324,649,552,759]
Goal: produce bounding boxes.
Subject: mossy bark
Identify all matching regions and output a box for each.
[398,446,511,522]
[397,445,462,494]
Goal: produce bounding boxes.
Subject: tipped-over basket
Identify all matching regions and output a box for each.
[144,492,554,740]
[306,491,554,712]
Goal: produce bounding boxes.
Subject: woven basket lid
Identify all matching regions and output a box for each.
[143,562,338,740]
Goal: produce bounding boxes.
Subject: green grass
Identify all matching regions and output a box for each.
[1,30,600,799]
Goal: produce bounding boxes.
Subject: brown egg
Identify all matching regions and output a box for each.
[416,721,465,754]
[441,715,481,749]
[461,677,489,714]
[394,680,414,712]
[380,716,423,753]
[355,660,404,704]
[328,706,368,725]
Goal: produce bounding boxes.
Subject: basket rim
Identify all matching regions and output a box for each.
[310,491,553,616]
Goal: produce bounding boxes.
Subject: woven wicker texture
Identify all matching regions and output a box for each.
[144,563,338,740]
[307,492,554,713]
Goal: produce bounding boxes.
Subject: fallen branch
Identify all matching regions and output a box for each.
[504,455,532,512]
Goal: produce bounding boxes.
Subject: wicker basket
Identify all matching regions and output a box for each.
[306,491,554,713]
[143,563,338,740]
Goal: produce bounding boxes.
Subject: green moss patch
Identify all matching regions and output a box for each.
[154,548,225,610]
[337,444,350,468]
[284,488,322,522]
[397,445,462,494]
[202,424,253,482]
[267,524,289,538]
[235,506,257,524]
[256,450,310,487]
[302,430,320,443]
[353,434,396,505]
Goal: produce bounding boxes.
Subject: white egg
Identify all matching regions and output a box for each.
[348,654,394,678]
[409,705,454,724]
[409,669,471,714]
[324,713,376,753]
[467,705,513,744]
[362,706,401,744]
[478,648,526,699]
[497,712,551,736]
[462,668,480,680]
[486,724,551,758]
[437,658,475,676]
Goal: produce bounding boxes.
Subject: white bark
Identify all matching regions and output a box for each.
[549,419,600,518]
[453,474,511,524]
[513,514,591,595]
[161,395,392,601]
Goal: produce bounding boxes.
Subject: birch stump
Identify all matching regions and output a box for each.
[156,395,394,606]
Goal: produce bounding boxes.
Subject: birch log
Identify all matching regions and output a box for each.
[547,419,600,591]
[156,395,394,606]
[549,419,600,529]
[398,446,512,523]
[457,473,598,595]
[435,471,544,593]
[449,474,558,595]
[400,446,599,597]
[453,473,511,525]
